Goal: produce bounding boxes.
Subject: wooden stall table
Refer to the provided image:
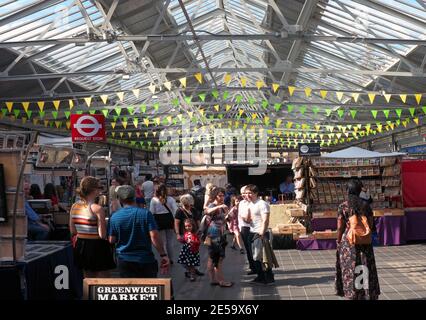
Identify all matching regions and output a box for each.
[311,211,337,232]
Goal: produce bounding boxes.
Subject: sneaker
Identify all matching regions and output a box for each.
[195,269,204,276]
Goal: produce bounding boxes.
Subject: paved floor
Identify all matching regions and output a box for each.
[168,240,426,300]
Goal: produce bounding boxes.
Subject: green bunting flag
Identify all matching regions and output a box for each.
[274,103,281,112]
[198,93,206,102]
[350,110,357,119]
[184,96,192,104]
[1,108,7,117]
[371,110,378,119]
[113,116,118,122]
[212,90,219,99]
[172,99,179,107]
[409,107,416,117]
[64,111,71,119]
[89,110,96,115]
[325,109,332,117]
[13,109,20,118]
[39,111,45,118]
[287,105,294,113]
[140,104,147,113]
[102,109,109,117]
[235,95,243,103]
[312,106,320,115]
[299,106,307,115]
[115,108,122,116]
[52,111,58,119]
[422,106,426,115]
[383,110,390,118]
[248,97,256,106]
[133,119,138,128]
[154,103,159,111]
[26,110,32,118]
[396,119,401,126]
[262,100,268,109]
[337,109,344,118]
[127,106,135,115]
[218,114,224,119]
[395,109,402,118]
[223,91,229,100]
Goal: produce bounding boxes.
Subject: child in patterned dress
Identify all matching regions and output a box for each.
[177,219,201,281]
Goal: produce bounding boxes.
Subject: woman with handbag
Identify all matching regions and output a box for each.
[335,180,380,300]
[204,187,233,287]
[150,184,178,264]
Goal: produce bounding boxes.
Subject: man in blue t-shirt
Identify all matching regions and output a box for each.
[108,185,169,278]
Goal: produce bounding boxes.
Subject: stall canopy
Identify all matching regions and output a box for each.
[322,147,405,158]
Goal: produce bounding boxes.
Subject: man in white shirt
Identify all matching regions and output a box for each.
[245,184,274,285]
[238,186,256,275]
[142,174,154,209]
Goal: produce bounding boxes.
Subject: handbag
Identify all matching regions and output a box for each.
[154,201,175,230]
[346,209,372,245]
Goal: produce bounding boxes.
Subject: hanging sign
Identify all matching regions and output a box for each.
[298,143,321,157]
[71,114,106,142]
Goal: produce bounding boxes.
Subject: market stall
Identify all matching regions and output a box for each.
[296,147,405,250]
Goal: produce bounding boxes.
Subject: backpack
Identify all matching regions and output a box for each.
[190,187,205,213]
[346,211,372,245]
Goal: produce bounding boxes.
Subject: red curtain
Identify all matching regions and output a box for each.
[402,160,426,208]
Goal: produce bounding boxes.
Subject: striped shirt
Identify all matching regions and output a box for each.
[71,201,99,239]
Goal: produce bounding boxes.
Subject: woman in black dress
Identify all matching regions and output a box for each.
[335,180,380,300]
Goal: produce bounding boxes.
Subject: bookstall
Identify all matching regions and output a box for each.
[296,147,405,250]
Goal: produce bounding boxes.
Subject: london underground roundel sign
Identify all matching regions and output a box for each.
[71,114,106,142]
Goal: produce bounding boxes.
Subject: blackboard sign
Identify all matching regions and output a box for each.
[298,143,321,157]
[166,179,184,188]
[83,279,171,300]
[167,165,183,175]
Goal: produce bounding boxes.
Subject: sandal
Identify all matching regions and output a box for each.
[210,282,220,286]
[219,281,234,288]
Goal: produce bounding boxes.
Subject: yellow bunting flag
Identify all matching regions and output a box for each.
[315,125,321,131]
[214,105,220,112]
[224,73,232,85]
[143,118,150,127]
[272,83,279,93]
[111,122,116,129]
[194,73,203,84]
[320,90,328,99]
[199,109,205,117]
[415,94,422,105]
[377,124,382,133]
[304,87,312,97]
[255,80,265,90]
[100,95,108,104]
[414,118,419,125]
[120,133,124,138]
[44,120,49,127]
[400,94,407,103]
[66,121,71,129]
[117,92,124,102]
[177,114,183,122]
[188,111,193,118]
[167,116,172,124]
[288,86,295,96]
[84,97,92,107]
[148,84,156,94]
[179,77,187,88]
[136,132,141,138]
[252,113,257,120]
[22,102,30,113]
[132,89,140,98]
[33,118,39,126]
[128,133,132,138]
[37,101,45,112]
[368,93,376,104]
[163,82,172,91]
[276,119,282,127]
[239,109,244,116]
[6,102,13,113]
[383,93,391,103]
[69,100,74,109]
[55,121,61,128]
[152,131,157,137]
[111,132,116,138]
[352,93,360,102]
[336,92,344,101]
[226,105,231,112]
[240,77,247,87]
[53,100,60,111]
[402,120,407,128]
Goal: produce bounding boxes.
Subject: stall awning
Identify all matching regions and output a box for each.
[322,147,405,158]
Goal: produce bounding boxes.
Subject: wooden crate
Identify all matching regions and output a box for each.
[373,209,405,217]
[286,208,306,217]
[0,214,27,237]
[0,152,21,190]
[0,236,26,261]
[313,230,337,239]
[269,204,292,228]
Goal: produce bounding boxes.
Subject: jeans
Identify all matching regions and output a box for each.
[240,226,255,271]
[28,221,49,240]
[159,228,175,260]
[117,259,158,278]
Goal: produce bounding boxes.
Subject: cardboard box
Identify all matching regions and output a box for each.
[286,208,305,217]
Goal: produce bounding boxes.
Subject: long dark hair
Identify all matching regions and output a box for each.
[30,184,42,198]
[347,180,363,215]
[155,183,168,204]
[44,183,57,200]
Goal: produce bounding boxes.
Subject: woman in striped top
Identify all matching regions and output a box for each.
[70,176,115,278]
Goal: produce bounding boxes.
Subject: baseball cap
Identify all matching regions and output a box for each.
[116,185,135,201]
